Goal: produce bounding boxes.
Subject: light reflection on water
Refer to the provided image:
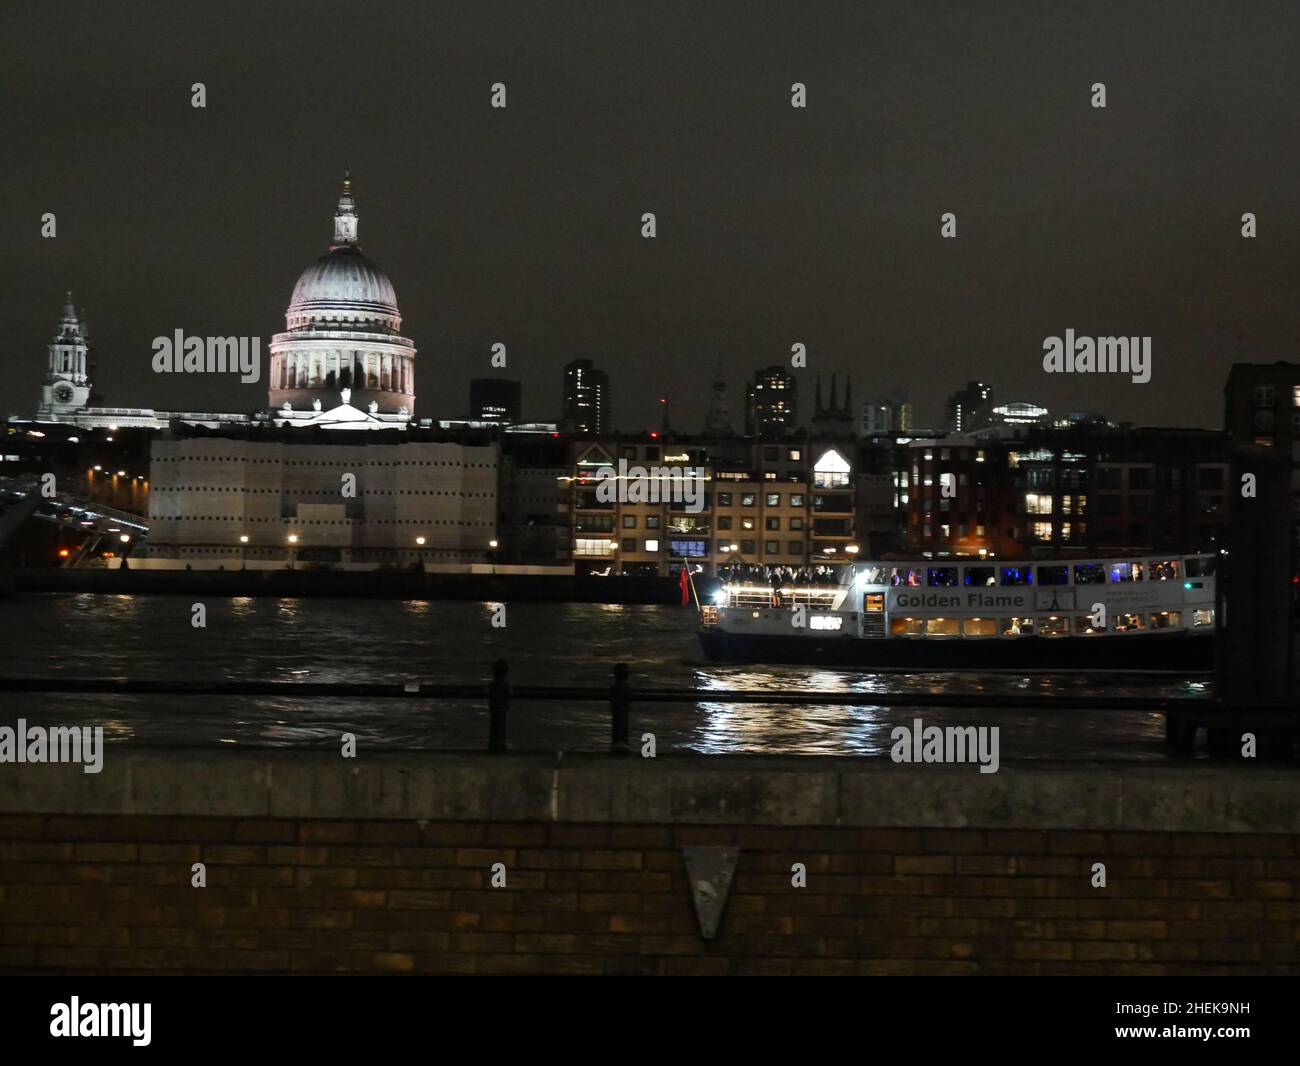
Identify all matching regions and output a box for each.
[0,594,1206,759]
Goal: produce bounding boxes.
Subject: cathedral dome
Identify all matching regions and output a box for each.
[282,173,401,333]
[269,174,417,419]
[288,247,398,321]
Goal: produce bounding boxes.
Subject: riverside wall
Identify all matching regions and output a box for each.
[1,751,1298,975]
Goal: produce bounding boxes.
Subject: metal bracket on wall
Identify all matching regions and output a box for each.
[682,846,740,940]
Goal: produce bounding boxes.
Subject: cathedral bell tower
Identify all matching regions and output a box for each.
[37,292,93,419]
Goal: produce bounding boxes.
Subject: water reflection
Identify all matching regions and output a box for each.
[0,593,1202,759]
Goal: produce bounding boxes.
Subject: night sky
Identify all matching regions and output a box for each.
[10,0,1300,431]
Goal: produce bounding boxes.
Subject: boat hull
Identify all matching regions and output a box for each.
[698,628,1214,671]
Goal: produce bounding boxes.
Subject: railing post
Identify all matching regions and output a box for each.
[488,659,509,753]
[610,662,630,756]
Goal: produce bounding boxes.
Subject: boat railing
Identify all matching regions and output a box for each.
[722,583,843,609]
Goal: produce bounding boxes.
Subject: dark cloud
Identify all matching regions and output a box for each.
[9,0,1299,430]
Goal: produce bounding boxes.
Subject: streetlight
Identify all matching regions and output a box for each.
[287,533,298,571]
[488,539,499,575]
[239,534,249,570]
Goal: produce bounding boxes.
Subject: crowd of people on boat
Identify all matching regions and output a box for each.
[719,563,841,587]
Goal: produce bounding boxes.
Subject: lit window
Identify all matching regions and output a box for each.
[1000,566,1032,586]
[813,449,851,488]
[810,615,843,631]
[962,617,997,637]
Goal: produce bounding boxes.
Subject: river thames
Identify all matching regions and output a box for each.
[0,594,1212,759]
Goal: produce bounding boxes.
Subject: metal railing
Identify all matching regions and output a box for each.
[0,663,1294,756]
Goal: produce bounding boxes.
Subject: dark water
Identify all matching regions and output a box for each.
[0,594,1212,759]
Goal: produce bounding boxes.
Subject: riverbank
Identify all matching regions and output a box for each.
[10,565,703,604]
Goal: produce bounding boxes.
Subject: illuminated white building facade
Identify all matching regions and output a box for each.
[143,433,498,569]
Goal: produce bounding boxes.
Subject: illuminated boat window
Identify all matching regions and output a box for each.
[926,617,960,636]
[1149,559,1179,581]
[1074,562,1105,584]
[890,617,926,637]
[1001,616,1035,637]
[1192,608,1215,627]
[963,566,996,587]
[927,566,958,587]
[1110,562,1144,583]
[999,566,1032,587]
[1149,610,1182,629]
[1075,615,1106,634]
[962,617,998,637]
[1113,612,1145,631]
[1039,616,1070,636]
[890,567,924,587]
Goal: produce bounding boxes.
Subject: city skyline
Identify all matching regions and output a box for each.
[14,2,1300,433]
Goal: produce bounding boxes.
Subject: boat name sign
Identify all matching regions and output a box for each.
[892,590,1032,611]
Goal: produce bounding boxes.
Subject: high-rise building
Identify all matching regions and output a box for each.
[862,401,894,436]
[745,366,797,437]
[944,381,994,433]
[1224,362,1300,550]
[895,400,914,433]
[703,379,734,436]
[469,378,522,424]
[862,390,914,436]
[562,359,609,434]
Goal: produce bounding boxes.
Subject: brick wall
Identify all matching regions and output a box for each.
[2,814,1297,975]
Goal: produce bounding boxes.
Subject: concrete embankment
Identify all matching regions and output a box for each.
[11,566,696,604]
[1,750,1297,975]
